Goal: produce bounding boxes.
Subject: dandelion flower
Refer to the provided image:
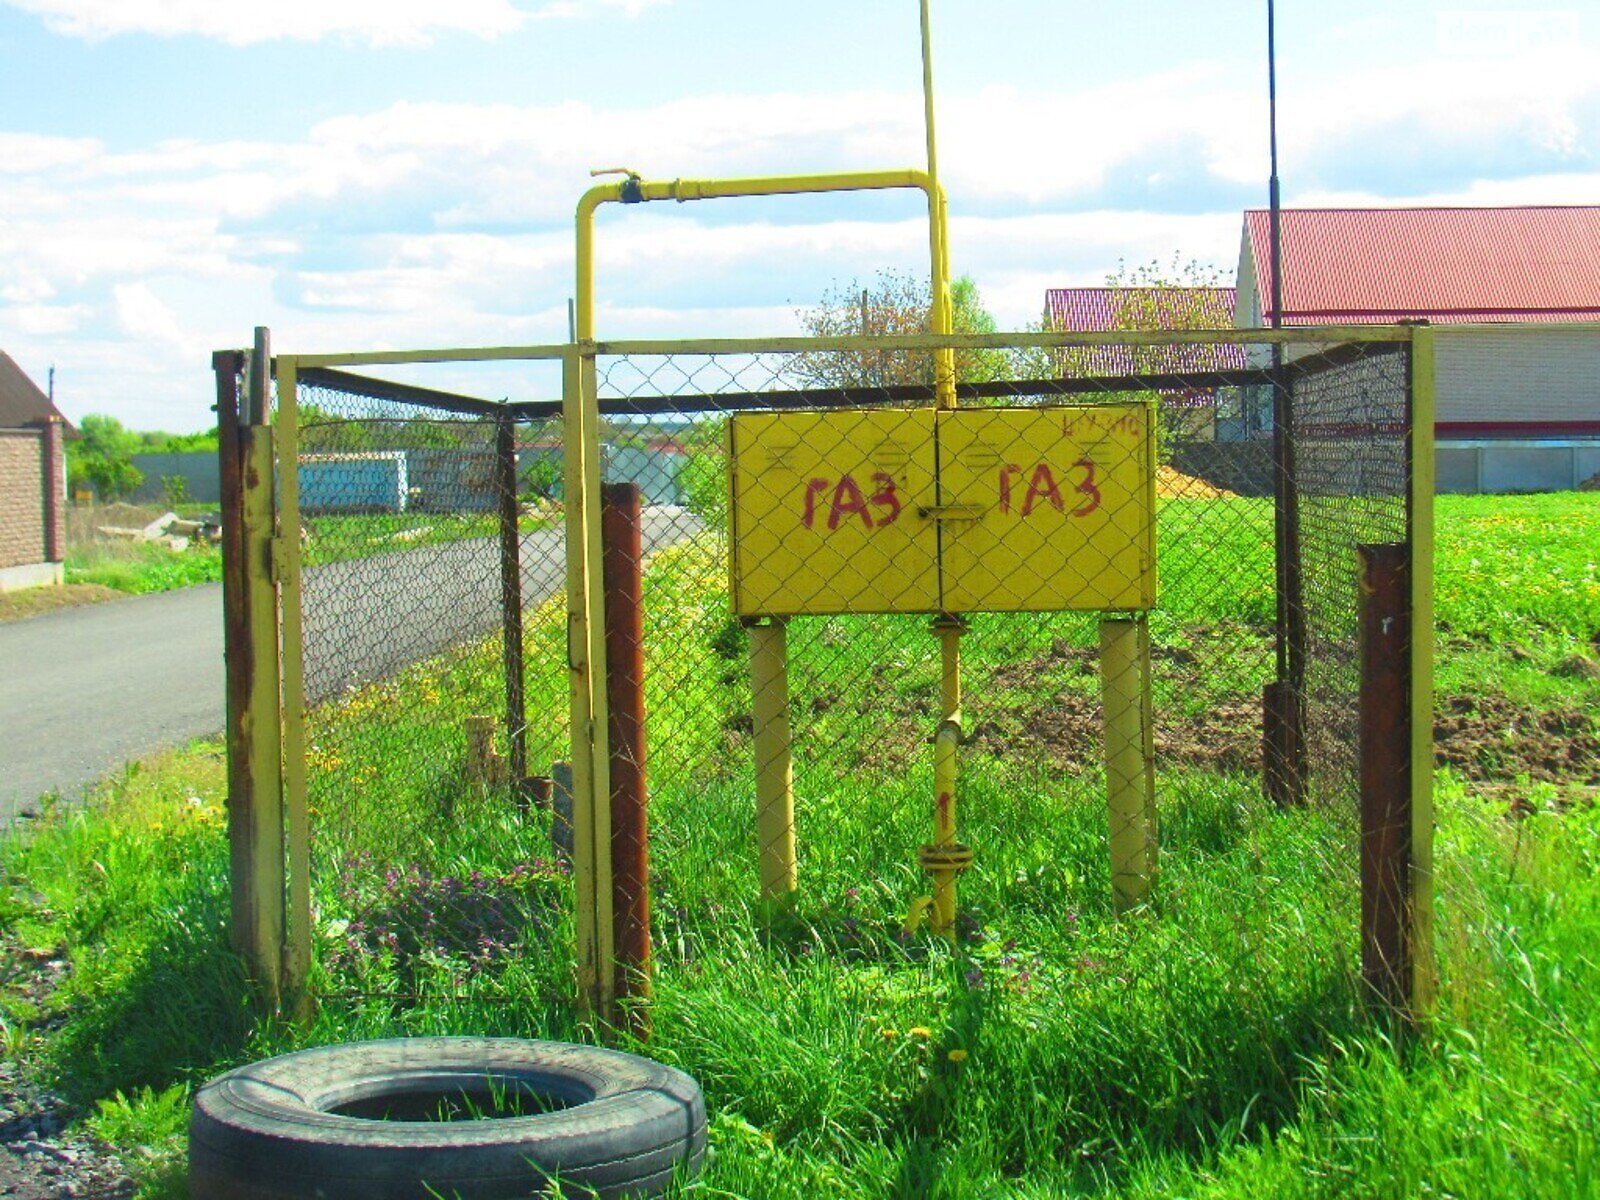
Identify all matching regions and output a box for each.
[947,1049,968,1063]
[879,1028,897,1040]
[908,1026,933,1039]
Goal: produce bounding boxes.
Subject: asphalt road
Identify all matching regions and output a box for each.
[0,508,697,819]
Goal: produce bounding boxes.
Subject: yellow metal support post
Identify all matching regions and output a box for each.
[274,356,313,1017]
[562,340,616,1023]
[1101,615,1157,912]
[749,618,796,902]
[1409,326,1437,1013]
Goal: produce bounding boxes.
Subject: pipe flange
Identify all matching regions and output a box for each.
[918,843,974,874]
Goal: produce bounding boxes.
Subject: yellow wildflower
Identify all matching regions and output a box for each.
[946,1049,968,1063]
[908,1027,933,1039]
[879,1028,897,1040]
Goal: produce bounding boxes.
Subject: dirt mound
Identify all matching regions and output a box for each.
[1434,694,1600,785]
[1156,466,1236,500]
[1579,469,1600,492]
[978,674,1598,787]
[969,691,1260,775]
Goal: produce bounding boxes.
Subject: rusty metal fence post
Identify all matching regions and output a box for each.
[602,482,650,1038]
[217,328,285,1003]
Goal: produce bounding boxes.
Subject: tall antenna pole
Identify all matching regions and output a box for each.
[1267,0,1284,328]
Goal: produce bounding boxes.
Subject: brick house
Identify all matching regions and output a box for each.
[1236,206,1600,492]
[0,353,71,592]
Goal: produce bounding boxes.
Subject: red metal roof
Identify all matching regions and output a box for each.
[1042,287,1245,373]
[1244,206,1600,325]
[1046,286,1237,333]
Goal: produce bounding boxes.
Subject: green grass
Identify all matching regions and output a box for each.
[65,539,225,594]
[1434,492,1600,711]
[2,492,1597,1198]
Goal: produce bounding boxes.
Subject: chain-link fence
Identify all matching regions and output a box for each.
[590,336,1415,1007]
[237,330,1421,1047]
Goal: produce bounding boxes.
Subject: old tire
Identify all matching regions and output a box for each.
[188,1036,706,1199]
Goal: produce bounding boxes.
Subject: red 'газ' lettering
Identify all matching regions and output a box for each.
[869,472,902,525]
[802,478,830,528]
[1021,463,1064,516]
[828,474,873,530]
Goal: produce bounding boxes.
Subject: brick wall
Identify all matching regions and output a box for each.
[0,427,48,569]
[1437,328,1600,426]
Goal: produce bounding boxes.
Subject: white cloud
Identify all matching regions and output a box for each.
[112,283,189,349]
[5,35,1599,429]
[5,0,669,43]
[534,0,668,18]
[0,133,104,173]
[5,0,527,45]
[10,303,91,336]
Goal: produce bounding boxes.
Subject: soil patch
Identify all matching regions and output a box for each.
[968,690,1263,775]
[0,585,126,624]
[973,653,1600,787]
[1156,466,1236,500]
[1434,693,1600,786]
[844,644,1600,790]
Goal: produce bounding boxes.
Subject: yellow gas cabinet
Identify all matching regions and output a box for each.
[728,403,1155,617]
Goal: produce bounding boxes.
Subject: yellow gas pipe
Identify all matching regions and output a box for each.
[915,615,972,939]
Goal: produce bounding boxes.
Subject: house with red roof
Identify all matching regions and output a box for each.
[1042,285,1254,443]
[0,352,71,591]
[1237,206,1600,492]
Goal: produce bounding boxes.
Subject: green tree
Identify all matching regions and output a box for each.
[789,269,1011,389]
[70,414,144,501]
[134,427,219,454]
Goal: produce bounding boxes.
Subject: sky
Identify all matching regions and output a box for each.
[1,0,1596,430]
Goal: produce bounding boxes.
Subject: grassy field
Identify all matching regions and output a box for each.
[1,492,1596,1198]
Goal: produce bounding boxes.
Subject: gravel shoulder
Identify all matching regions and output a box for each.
[0,948,134,1200]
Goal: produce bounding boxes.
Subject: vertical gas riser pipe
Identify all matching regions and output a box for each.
[1359,543,1413,1018]
[602,483,650,1039]
[920,616,971,939]
[496,412,528,785]
[749,618,796,903]
[1102,615,1157,913]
